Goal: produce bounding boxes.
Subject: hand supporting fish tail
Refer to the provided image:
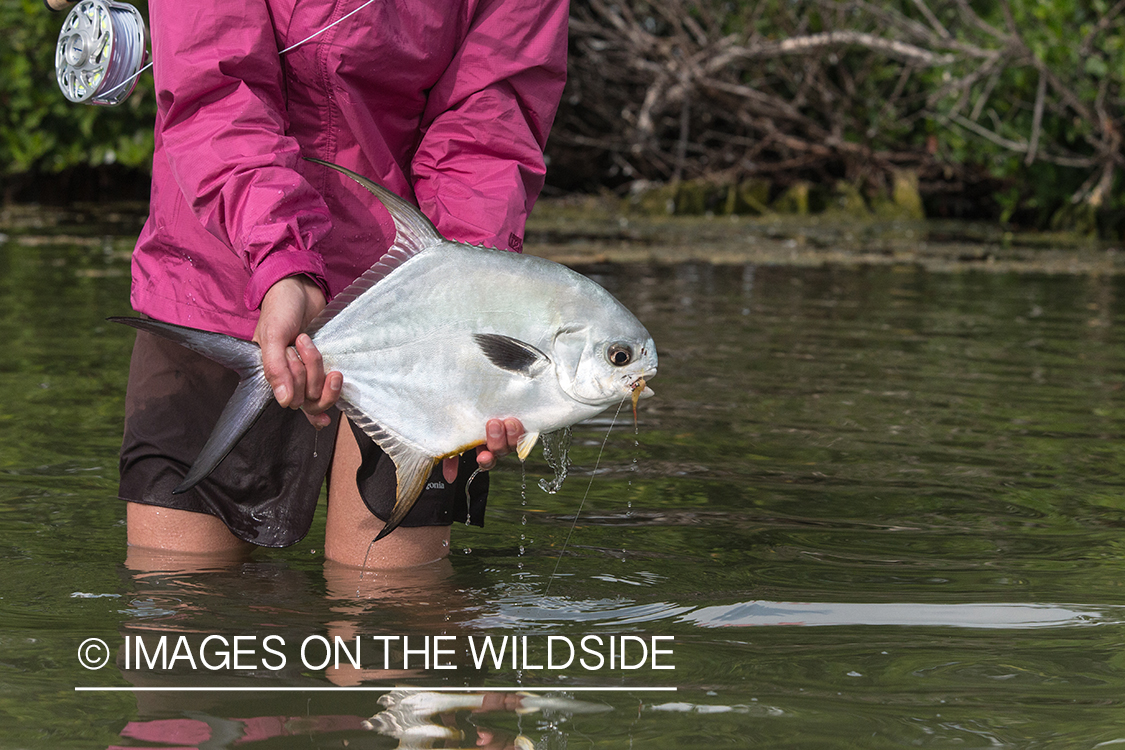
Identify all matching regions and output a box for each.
[254,275,342,429]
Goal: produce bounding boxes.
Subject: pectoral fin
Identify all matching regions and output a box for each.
[474,333,550,377]
[516,430,541,461]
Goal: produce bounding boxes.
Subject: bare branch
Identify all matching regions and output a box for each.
[969,67,1003,122]
[909,0,952,39]
[949,0,1009,41]
[672,90,691,185]
[1024,71,1047,165]
[706,31,955,74]
[946,114,1098,168]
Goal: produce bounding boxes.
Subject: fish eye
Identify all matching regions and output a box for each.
[607,343,633,367]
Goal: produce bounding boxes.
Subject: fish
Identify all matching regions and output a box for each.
[111,159,658,541]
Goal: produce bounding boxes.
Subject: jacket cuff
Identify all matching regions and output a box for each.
[243,251,331,311]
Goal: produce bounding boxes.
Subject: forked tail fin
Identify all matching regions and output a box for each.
[109,317,273,494]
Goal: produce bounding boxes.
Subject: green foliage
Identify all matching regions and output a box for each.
[0,0,154,178]
[917,0,1124,223]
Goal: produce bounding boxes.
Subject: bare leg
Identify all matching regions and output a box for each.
[127,502,254,556]
[126,420,449,566]
[324,418,450,569]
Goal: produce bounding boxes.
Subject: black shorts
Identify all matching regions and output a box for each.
[118,329,488,547]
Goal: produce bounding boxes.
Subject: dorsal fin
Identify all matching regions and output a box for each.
[304,158,445,336]
[305,246,419,336]
[305,157,441,248]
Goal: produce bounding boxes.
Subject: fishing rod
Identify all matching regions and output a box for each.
[53,0,378,106]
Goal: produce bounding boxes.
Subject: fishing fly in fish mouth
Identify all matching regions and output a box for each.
[113,160,658,543]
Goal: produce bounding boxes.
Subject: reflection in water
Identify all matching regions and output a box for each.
[116,713,366,748]
[112,555,610,748]
[681,600,1118,628]
[474,588,1121,629]
[365,690,611,749]
[110,690,611,750]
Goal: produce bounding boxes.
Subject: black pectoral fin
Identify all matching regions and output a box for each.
[473,333,550,376]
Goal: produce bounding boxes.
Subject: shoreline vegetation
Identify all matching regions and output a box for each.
[527,196,1125,274]
[4,196,1122,275]
[3,0,1124,240]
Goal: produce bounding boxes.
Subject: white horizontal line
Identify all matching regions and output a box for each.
[75,686,677,693]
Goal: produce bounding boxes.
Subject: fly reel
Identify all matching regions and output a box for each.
[55,0,147,106]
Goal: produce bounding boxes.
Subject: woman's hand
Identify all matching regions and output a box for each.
[441,417,524,483]
[253,275,342,429]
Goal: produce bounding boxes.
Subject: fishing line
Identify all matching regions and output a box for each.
[96,59,152,104]
[278,0,379,54]
[56,0,379,106]
[542,398,628,597]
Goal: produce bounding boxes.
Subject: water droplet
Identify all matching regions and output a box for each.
[537,427,572,494]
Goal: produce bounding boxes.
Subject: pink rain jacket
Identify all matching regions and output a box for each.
[131,0,569,339]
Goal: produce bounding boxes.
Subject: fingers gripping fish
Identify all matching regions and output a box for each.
[111,159,658,541]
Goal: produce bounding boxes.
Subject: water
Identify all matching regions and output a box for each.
[536,427,573,495]
[4,216,1125,747]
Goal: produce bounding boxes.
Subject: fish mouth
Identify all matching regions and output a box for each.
[631,380,655,400]
[629,369,657,399]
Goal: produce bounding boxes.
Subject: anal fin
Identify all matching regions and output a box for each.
[339,403,439,542]
[376,449,438,542]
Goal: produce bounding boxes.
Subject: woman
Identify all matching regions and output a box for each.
[113,0,569,567]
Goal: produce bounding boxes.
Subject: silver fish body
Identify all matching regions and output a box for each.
[319,243,652,454]
[112,160,657,540]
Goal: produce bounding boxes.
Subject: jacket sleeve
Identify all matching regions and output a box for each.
[149,0,332,311]
[410,0,569,252]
